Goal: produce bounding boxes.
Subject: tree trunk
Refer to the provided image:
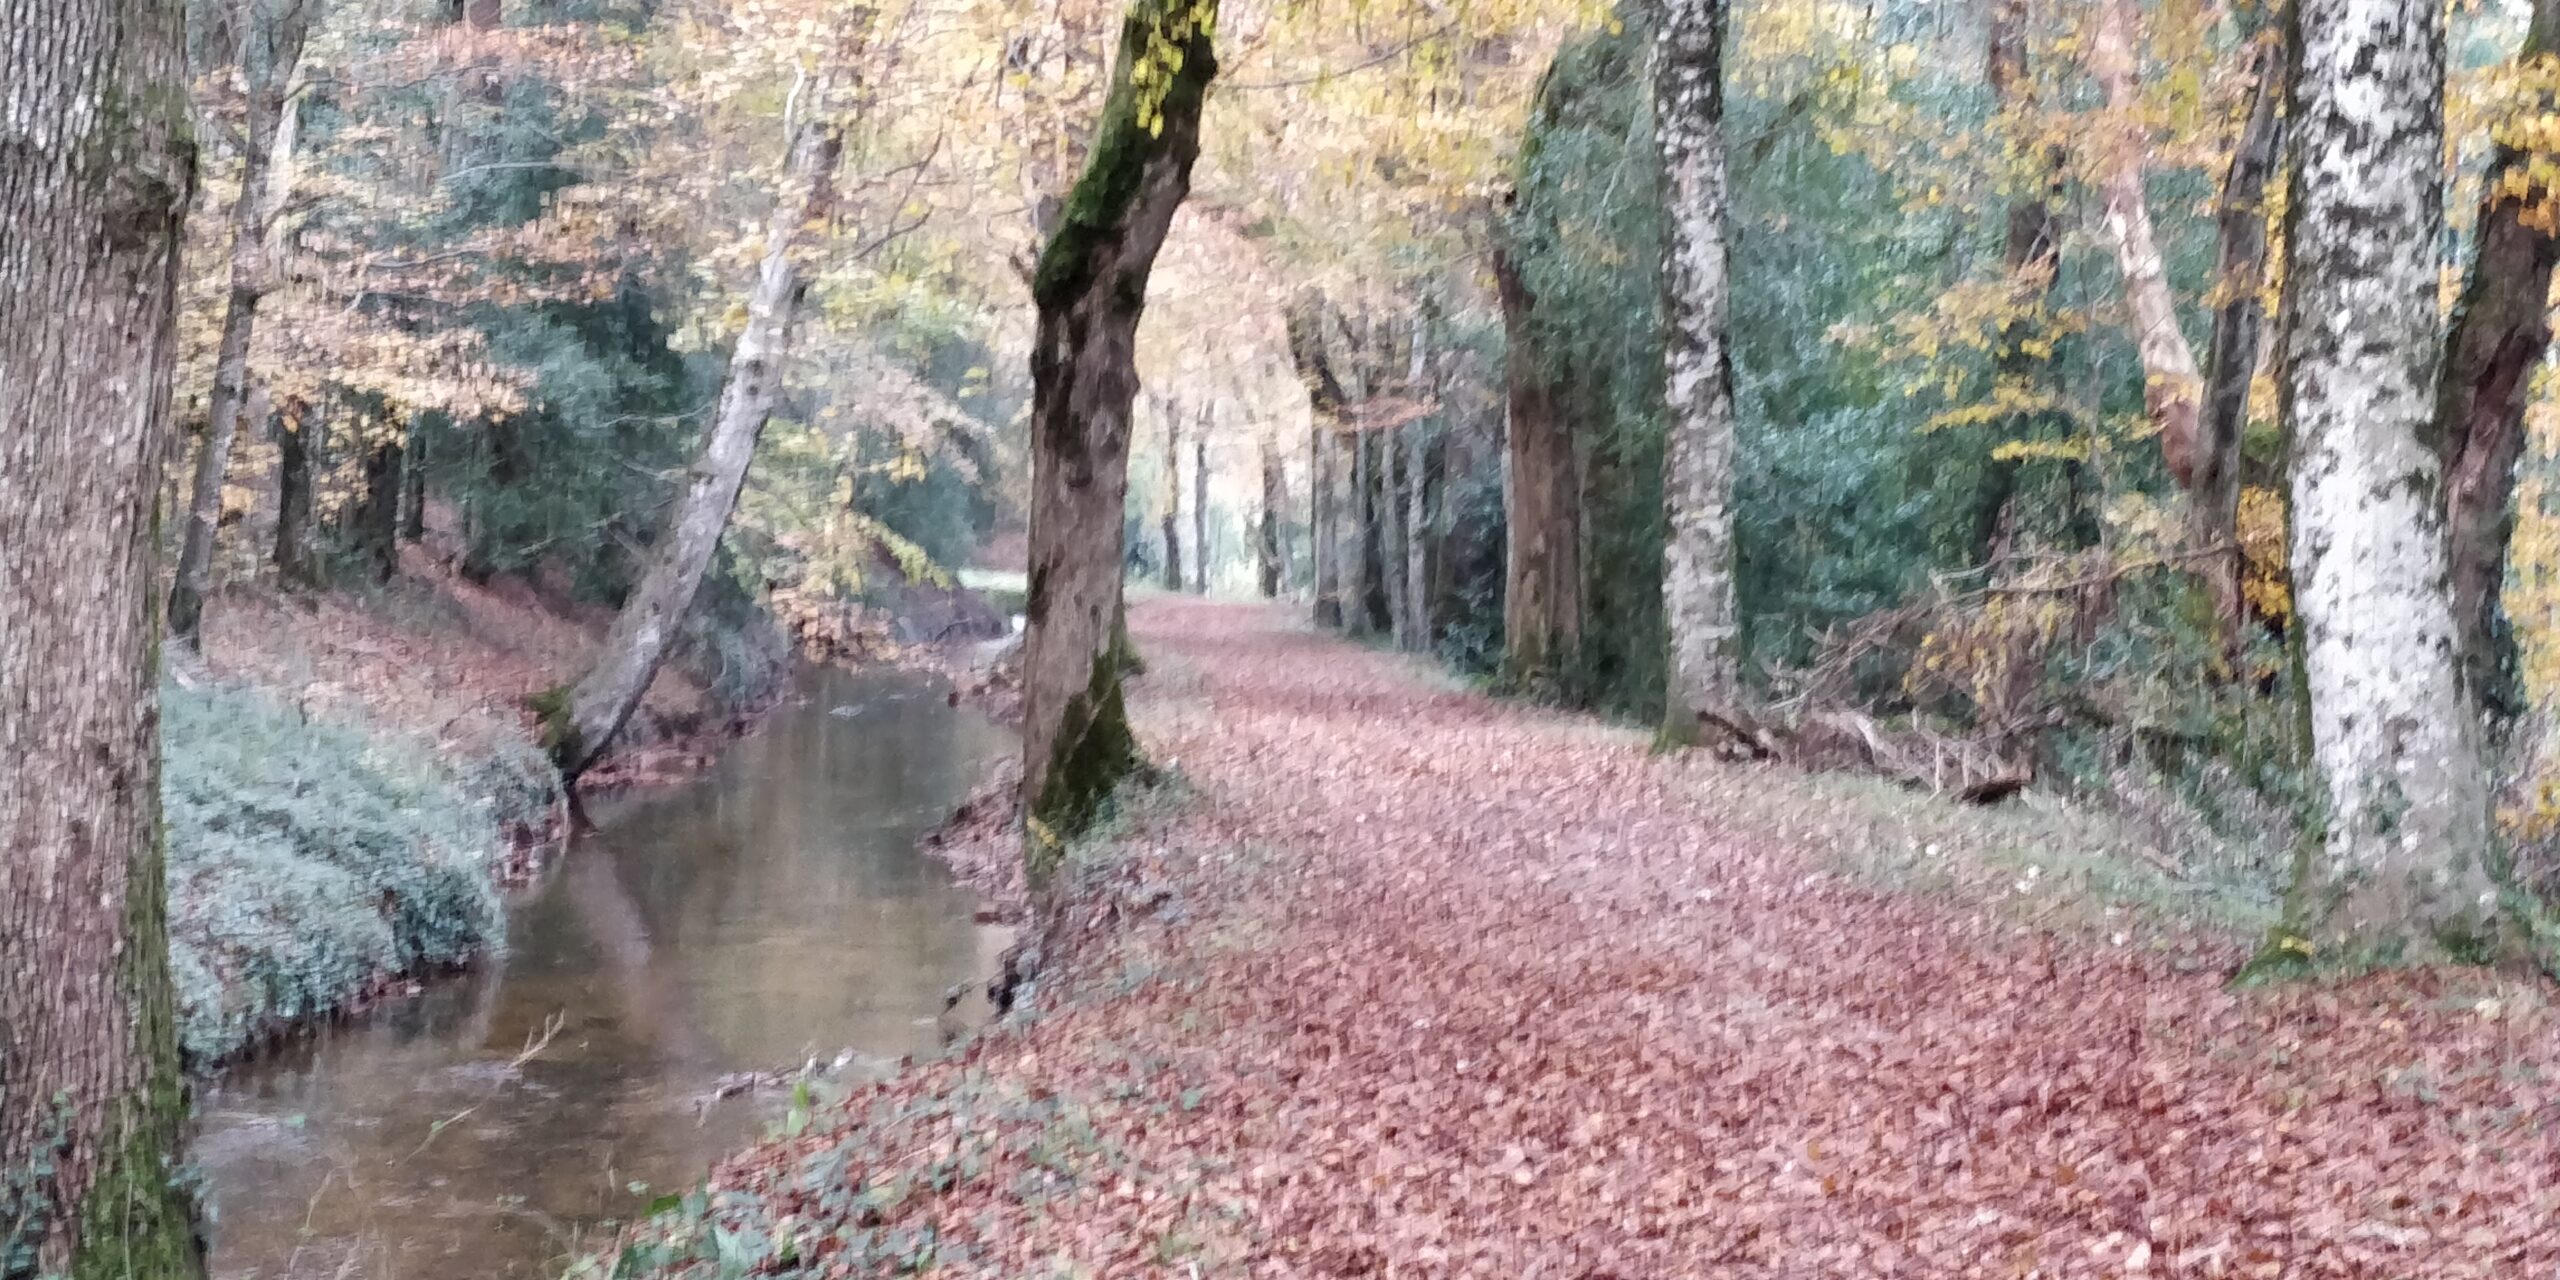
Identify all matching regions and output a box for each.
[0,0,207,1269]
[1192,409,1209,594]
[1159,406,1184,591]
[1356,428,1392,632]
[352,425,403,583]
[2280,0,2501,959]
[1655,0,1753,750]
[550,111,844,776]
[169,0,316,646]
[2091,0,2205,489]
[1289,293,1349,627]
[1017,0,1218,871]
[1494,234,1583,690]
[399,417,427,542]
[1258,431,1284,597]
[1405,419,1433,650]
[2194,25,2286,632]
[274,395,323,588]
[2434,0,2560,723]
[1972,0,2066,565]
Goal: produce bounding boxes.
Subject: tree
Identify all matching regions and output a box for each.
[169,0,317,647]
[1258,429,1285,596]
[1289,291,1351,628]
[1653,0,1752,750]
[1493,229,1582,691]
[1160,402,1185,590]
[2280,0,2501,958]
[1973,0,2070,562]
[0,0,207,1268]
[2194,15,2286,631]
[1192,406,1210,594]
[2089,0,2203,492]
[547,97,846,776]
[1017,0,1219,871]
[2435,0,2560,721]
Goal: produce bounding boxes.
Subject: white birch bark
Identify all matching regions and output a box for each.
[2281,0,2500,956]
[555,111,843,774]
[1655,0,1750,747]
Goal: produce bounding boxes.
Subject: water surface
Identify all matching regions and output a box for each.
[197,665,1009,1279]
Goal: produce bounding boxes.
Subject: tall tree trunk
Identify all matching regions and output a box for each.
[0,0,207,1268]
[2280,0,2500,959]
[352,424,403,584]
[2091,0,2205,488]
[1017,0,1218,870]
[1159,406,1184,591]
[1973,0,2065,565]
[399,421,427,542]
[1356,429,1392,632]
[1289,293,1349,627]
[1405,421,1434,650]
[1655,0,1753,749]
[2435,0,2560,724]
[2195,23,2287,632]
[1192,407,1209,594]
[1493,234,1583,689]
[549,109,844,776]
[169,0,316,646]
[1258,431,1284,597]
[274,394,323,588]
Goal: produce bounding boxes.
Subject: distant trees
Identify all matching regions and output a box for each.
[1,0,207,1269]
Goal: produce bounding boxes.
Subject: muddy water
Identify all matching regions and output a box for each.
[195,666,1010,1279]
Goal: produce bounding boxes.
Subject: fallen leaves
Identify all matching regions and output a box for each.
[619,598,2560,1279]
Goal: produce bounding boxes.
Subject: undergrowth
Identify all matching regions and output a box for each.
[163,682,553,1063]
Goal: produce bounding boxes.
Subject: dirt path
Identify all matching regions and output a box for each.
[632,598,2557,1279]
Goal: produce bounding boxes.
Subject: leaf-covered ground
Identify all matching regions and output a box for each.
[617,598,2559,1279]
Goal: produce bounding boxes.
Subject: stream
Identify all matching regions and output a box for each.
[194,664,1012,1279]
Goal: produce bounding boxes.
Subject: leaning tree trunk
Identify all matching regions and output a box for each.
[2194,23,2286,632]
[2280,0,2501,959]
[549,112,843,777]
[1159,406,1184,591]
[1192,409,1209,594]
[2435,0,2560,724]
[1017,0,1219,873]
[1493,235,1583,690]
[2091,0,2205,491]
[169,0,315,647]
[0,0,206,1270]
[1258,431,1285,596]
[1655,0,1754,750]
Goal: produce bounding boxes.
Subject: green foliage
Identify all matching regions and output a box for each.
[162,683,540,1063]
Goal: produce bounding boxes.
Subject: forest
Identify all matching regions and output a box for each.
[10,0,2560,1273]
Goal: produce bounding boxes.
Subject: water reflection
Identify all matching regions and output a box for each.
[197,666,1011,1279]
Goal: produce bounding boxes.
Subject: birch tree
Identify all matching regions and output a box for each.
[1017,0,1219,871]
[1,0,207,1267]
[2280,0,2501,958]
[547,92,847,777]
[1653,0,1752,749]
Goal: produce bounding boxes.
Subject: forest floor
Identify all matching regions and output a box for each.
[616,597,2559,1279]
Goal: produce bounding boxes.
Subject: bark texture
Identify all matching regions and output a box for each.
[1192,411,1209,594]
[551,113,843,776]
[1654,0,1750,748]
[1160,407,1184,592]
[0,0,207,1270]
[1289,294,1350,628]
[1493,236,1582,689]
[2279,0,2500,958]
[2434,0,2560,721]
[2091,0,2204,488]
[1018,0,1219,868]
[1258,432,1285,597]
[169,0,314,646]
[2195,26,2286,629]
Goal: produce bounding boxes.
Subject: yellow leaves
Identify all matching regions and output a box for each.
[2236,485,2290,630]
